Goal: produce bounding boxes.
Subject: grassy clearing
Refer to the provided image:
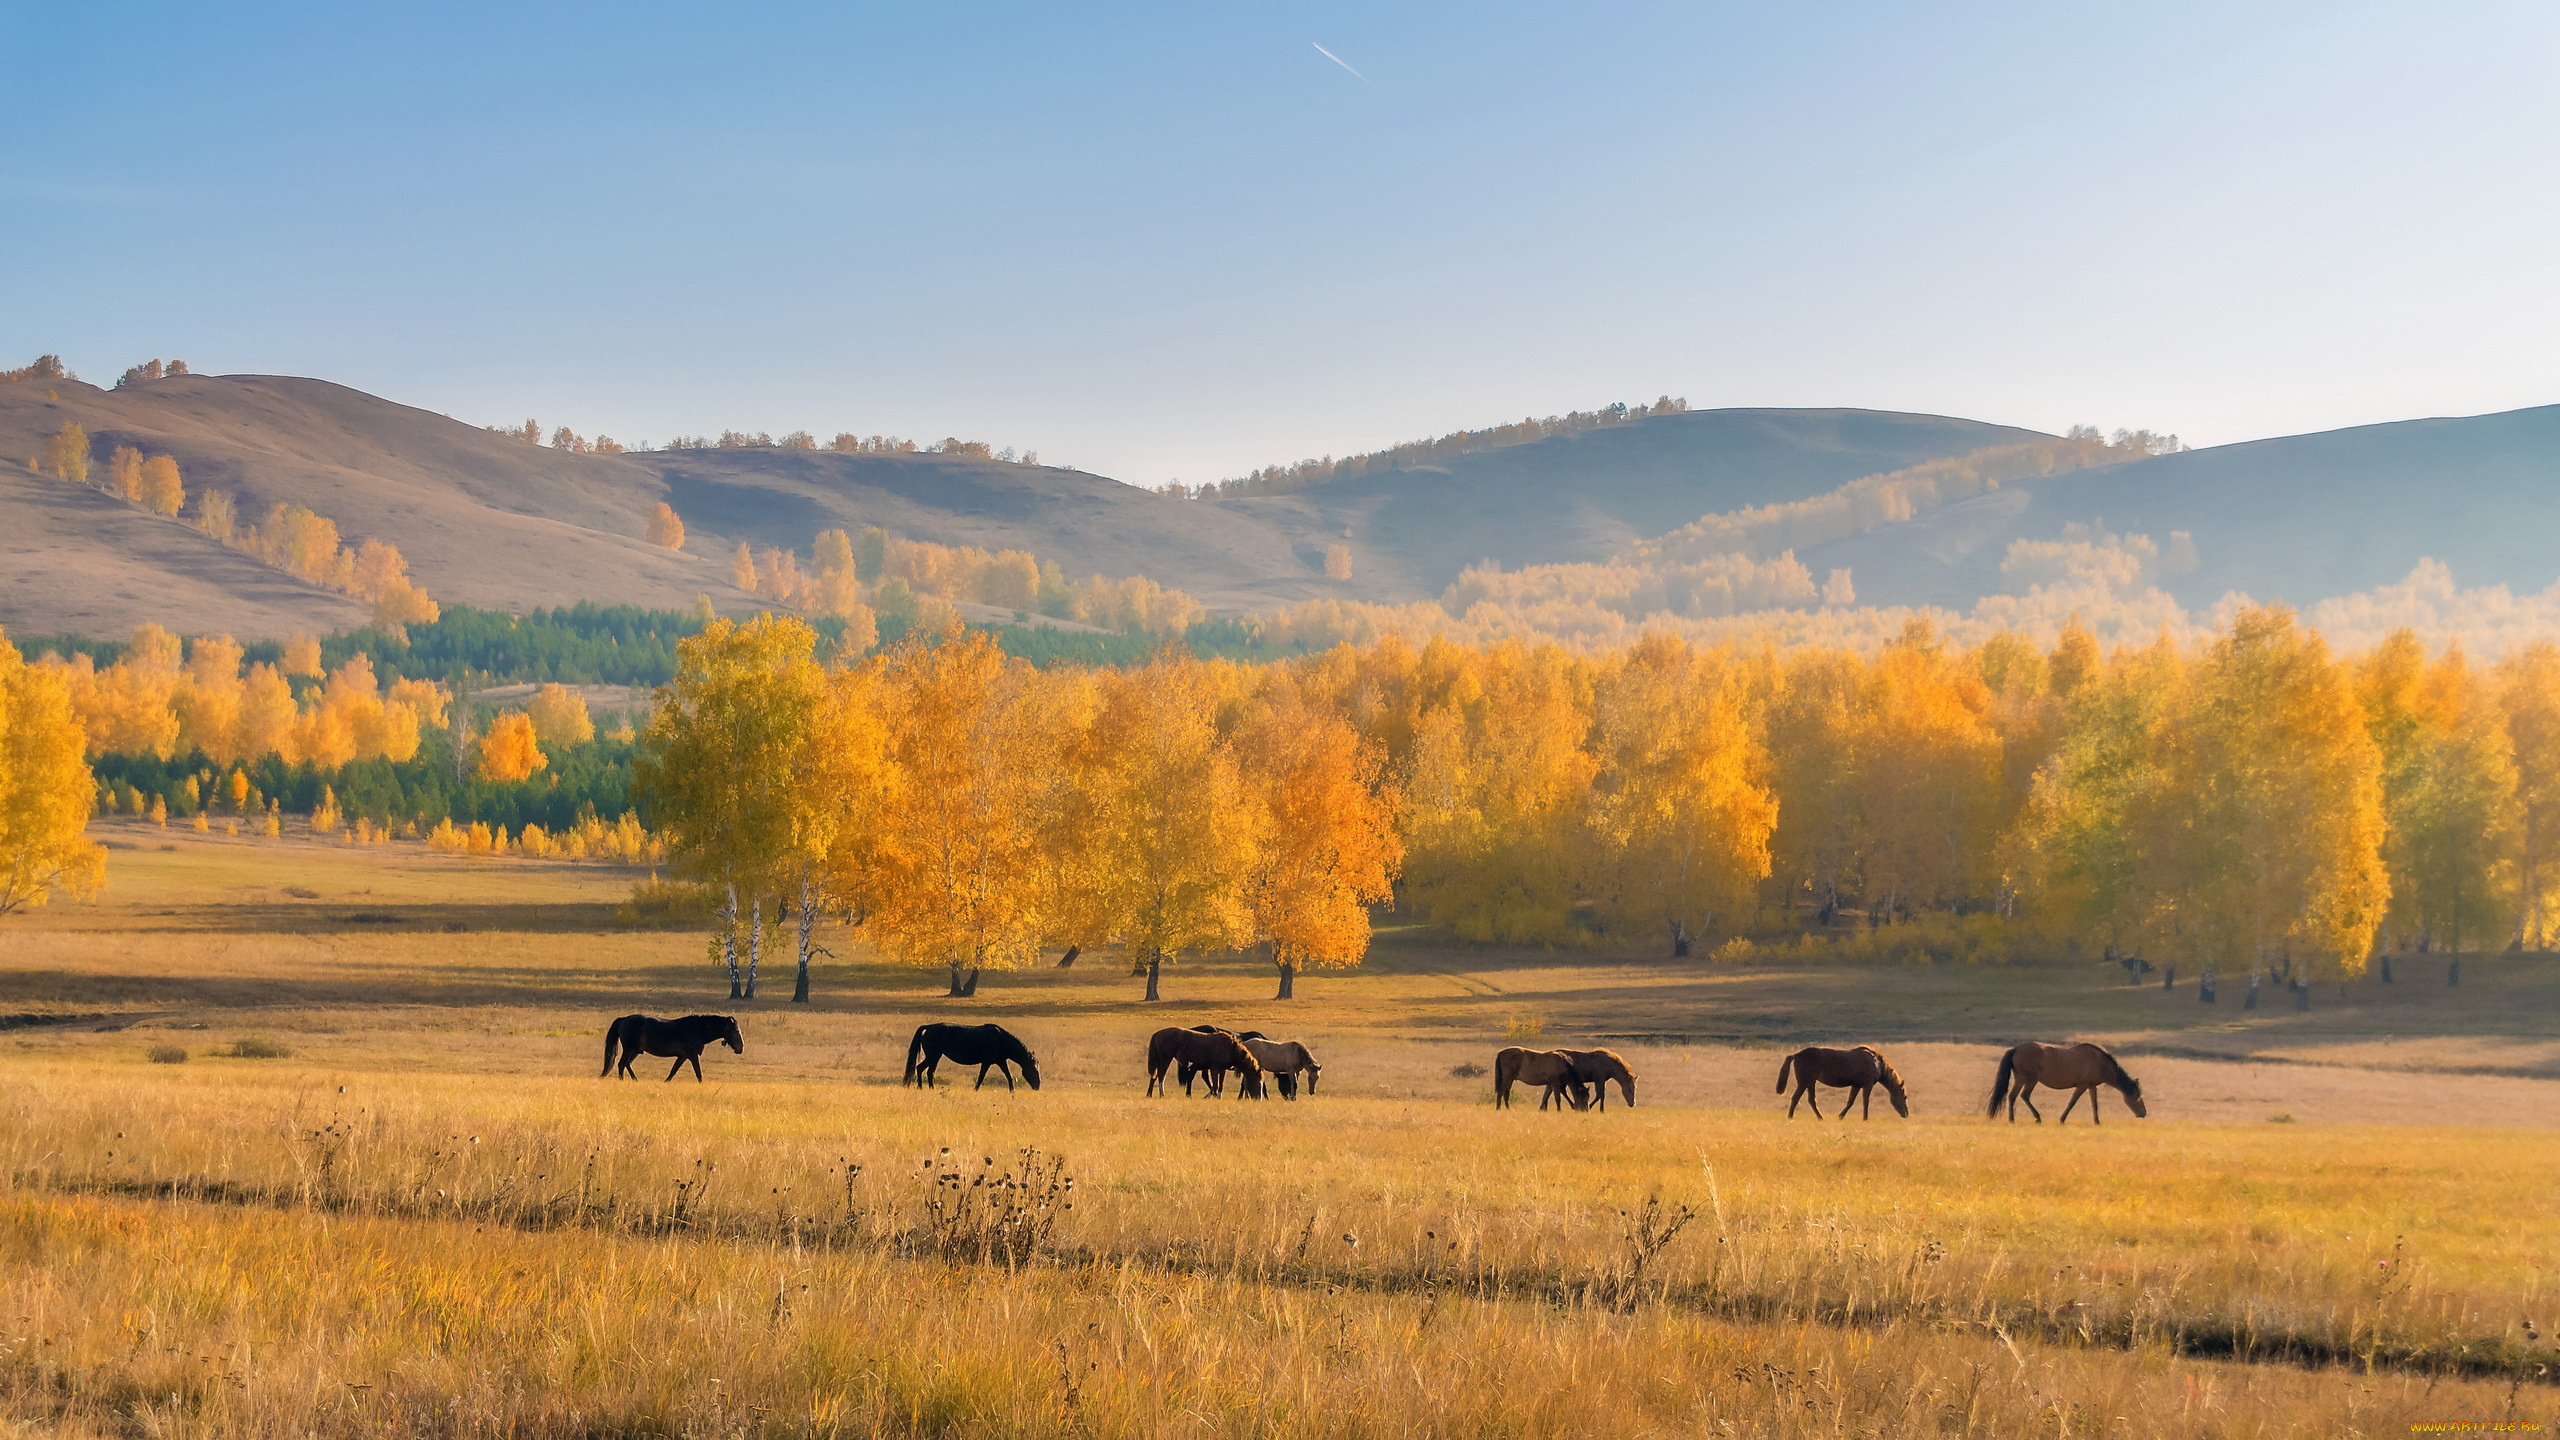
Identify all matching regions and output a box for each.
[5,1187,2544,1440]
[0,832,2555,1435]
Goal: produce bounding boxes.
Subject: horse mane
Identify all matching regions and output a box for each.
[2096,1046,2135,1087]
[1858,1046,1906,1090]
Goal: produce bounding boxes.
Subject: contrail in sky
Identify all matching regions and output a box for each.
[1312,42,1369,84]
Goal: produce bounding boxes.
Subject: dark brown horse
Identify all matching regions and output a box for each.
[1558,1048,1637,1110]
[903,1023,1042,1091]
[1183,1026,1321,1099]
[1988,1041,2146,1124]
[601,1014,743,1082]
[1775,1045,1909,1119]
[1492,1047,1590,1111]
[1148,1026,1264,1099]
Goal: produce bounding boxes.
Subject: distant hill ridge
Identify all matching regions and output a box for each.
[3,359,2553,649]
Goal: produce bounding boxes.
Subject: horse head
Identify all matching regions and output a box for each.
[1881,1069,1911,1117]
[1017,1048,1043,1091]
[718,1017,745,1054]
[2119,1074,2147,1117]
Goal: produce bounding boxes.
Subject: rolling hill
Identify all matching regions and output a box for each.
[1208,408,2049,597]
[0,372,2033,639]
[1794,403,2560,611]
[6,365,2552,645]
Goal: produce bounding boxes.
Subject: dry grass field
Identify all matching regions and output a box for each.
[2,821,2556,1437]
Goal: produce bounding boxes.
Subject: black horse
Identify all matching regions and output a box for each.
[904,1022,1042,1091]
[601,1014,744,1082]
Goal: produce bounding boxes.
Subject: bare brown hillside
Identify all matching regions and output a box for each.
[1211,408,2051,595]
[0,371,2044,639]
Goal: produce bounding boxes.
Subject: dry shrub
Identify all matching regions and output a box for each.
[145,1045,187,1064]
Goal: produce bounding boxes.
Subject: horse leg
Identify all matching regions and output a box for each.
[666,1054,686,1082]
[1807,1087,1825,1119]
[975,1063,991,1090]
[1860,1085,1873,1119]
[690,1053,706,1083]
[2088,1087,2101,1125]
[1787,1084,1804,1118]
[2059,1088,2083,1124]
[2019,1084,2042,1123]
[1001,1061,1017,1093]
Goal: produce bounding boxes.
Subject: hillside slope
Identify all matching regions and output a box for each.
[1,372,2042,638]
[1799,404,2560,610]
[1211,408,2050,596]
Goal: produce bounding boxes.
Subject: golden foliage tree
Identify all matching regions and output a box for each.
[1234,675,1401,997]
[2163,606,2386,995]
[638,616,827,998]
[0,628,107,916]
[107,446,143,502]
[527,684,595,748]
[282,634,323,679]
[2498,640,2560,950]
[866,630,1056,995]
[730,543,758,594]
[475,711,547,784]
[1400,640,1596,944]
[138,455,184,516]
[1083,654,1256,1000]
[1584,634,1776,953]
[647,502,686,550]
[43,423,88,486]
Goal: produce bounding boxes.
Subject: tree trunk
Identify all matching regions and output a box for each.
[962,968,982,996]
[792,874,815,1004]
[721,879,742,999]
[1669,921,1689,958]
[450,677,474,784]
[1055,945,1079,968]
[744,896,762,999]
[2448,954,2461,987]
[2163,964,2175,992]
[1143,952,1162,1002]
[947,962,969,998]
[2199,967,2217,1004]
[2243,971,2259,1010]
[2380,953,2394,984]
[1275,957,1295,1000]
[2294,978,2310,1011]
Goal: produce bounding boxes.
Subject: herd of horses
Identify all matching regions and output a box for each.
[600,1013,2149,1124]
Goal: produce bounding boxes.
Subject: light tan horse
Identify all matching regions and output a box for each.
[1236,1032,1320,1099]
[1493,1047,1589,1111]
[1987,1041,2146,1124]
[1774,1045,1908,1119]
[1557,1048,1638,1110]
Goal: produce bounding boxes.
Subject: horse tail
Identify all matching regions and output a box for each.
[601,1016,625,1077]
[903,1025,931,1086]
[1987,1047,2016,1117]
[1775,1050,1795,1094]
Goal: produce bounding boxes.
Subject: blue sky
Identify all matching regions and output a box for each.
[5,1,2553,484]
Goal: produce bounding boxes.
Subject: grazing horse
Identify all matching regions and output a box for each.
[1148,1026,1265,1099]
[1236,1031,1321,1099]
[1987,1041,2147,1124]
[1558,1048,1638,1110]
[1775,1045,1910,1119]
[601,1014,743,1082]
[904,1022,1042,1091]
[1182,1026,1323,1099]
[1492,1047,1590,1111]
